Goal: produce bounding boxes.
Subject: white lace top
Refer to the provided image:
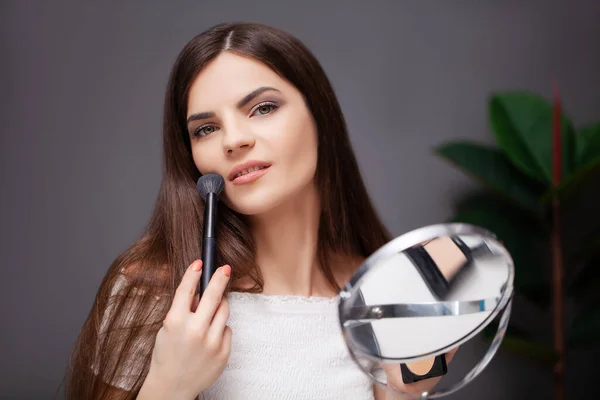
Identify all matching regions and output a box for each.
[199,292,375,400]
[93,275,375,399]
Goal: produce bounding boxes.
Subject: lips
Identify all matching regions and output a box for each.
[233,165,268,179]
[228,160,272,182]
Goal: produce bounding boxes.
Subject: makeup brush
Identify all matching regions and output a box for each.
[196,173,225,297]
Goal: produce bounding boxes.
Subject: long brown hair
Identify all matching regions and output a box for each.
[64,22,390,399]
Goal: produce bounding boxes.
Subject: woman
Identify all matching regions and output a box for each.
[65,22,453,399]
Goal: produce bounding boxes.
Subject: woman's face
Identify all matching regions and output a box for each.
[186,52,318,216]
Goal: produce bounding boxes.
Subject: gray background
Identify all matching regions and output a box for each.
[2,0,599,398]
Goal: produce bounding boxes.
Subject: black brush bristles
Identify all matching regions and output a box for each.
[197,174,225,201]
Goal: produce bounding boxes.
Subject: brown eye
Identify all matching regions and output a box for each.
[258,105,272,114]
[252,102,279,117]
[193,124,219,138]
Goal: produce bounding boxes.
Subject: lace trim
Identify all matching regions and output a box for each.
[227,291,340,305]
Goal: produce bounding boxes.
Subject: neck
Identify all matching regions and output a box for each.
[247,183,335,298]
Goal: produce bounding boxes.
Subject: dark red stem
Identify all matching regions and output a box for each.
[552,198,565,400]
[551,79,565,400]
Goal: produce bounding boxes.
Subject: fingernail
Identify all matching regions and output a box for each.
[193,260,202,271]
[222,265,231,277]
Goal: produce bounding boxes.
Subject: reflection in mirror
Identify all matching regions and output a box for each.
[338,224,514,399]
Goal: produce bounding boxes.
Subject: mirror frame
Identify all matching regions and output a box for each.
[337,223,515,398]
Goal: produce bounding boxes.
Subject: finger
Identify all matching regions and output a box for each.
[207,297,230,341]
[193,265,231,326]
[381,363,401,377]
[171,260,203,314]
[220,325,233,359]
[191,294,200,313]
[380,364,405,391]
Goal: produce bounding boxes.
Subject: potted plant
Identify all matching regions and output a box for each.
[433,84,600,400]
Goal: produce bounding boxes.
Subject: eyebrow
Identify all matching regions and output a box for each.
[186,86,280,124]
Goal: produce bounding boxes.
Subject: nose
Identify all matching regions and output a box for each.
[222,124,256,156]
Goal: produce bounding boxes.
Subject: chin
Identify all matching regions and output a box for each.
[224,185,288,216]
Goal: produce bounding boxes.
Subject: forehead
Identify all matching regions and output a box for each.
[187,52,292,114]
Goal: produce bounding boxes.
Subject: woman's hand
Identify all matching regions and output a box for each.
[138,260,232,400]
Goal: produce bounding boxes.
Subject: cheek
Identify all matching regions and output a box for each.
[275,114,318,177]
[191,148,204,174]
[191,142,220,175]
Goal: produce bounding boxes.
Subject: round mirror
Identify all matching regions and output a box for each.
[338,223,514,399]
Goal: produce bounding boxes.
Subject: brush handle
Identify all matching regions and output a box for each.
[198,192,218,297]
[199,237,217,296]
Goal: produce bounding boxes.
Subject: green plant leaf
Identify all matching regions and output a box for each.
[453,191,549,230]
[540,158,600,204]
[489,91,575,184]
[448,198,550,308]
[489,94,544,181]
[483,321,557,364]
[569,298,600,348]
[434,141,547,216]
[576,121,600,169]
[567,252,600,304]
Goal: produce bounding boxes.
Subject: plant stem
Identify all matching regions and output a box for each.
[552,198,565,400]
